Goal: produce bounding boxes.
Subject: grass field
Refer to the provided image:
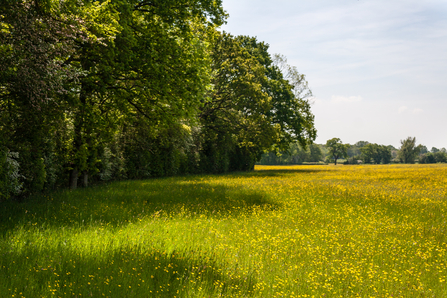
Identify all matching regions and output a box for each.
[1,164,446,297]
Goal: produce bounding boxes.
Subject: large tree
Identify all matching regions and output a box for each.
[199,31,278,172]
[199,33,316,172]
[0,0,227,192]
[237,39,316,151]
[326,138,349,165]
[0,0,92,194]
[397,137,420,164]
[62,0,225,188]
[360,143,391,164]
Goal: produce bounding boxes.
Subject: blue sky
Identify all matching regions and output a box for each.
[220,0,447,149]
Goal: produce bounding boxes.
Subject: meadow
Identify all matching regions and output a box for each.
[1,164,446,297]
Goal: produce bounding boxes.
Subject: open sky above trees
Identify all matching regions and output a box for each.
[221,0,447,149]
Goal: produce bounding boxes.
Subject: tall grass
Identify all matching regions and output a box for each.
[1,164,446,297]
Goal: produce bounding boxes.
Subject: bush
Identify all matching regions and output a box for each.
[0,150,23,200]
[344,156,361,165]
[434,151,447,163]
[419,153,436,164]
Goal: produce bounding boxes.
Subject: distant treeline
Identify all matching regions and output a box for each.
[0,1,316,200]
[259,143,324,165]
[258,138,447,165]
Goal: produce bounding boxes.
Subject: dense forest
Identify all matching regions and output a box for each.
[0,0,317,200]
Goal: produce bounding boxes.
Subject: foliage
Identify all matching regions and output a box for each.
[0,0,89,194]
[434,151,447,163]
[418,145,428,154]
[205,33,318,172]
[264,52,316,150]
[0,150,23,201]
[258,143,323,165]
[325,138,349,165]
[344,156,361,165]
[397,137,420,164]
[360,143,392,164]
[199,33,316,173]
[420,151,447,164]
[0,0,317,196]
[419,153,435,164]
[199,32,275,172]
[0,0,225,192]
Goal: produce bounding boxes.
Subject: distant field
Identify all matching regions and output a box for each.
[1,164,446,297]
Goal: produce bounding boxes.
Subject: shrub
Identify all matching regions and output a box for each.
[0,150,23,200]
[344,156,360,165]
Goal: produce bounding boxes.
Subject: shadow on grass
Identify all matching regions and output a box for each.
[235,167,333,178]
[1,243,255,297]
[0,176,280,233]
[0,167,333,233]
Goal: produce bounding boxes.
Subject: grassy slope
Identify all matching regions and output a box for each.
[1,164,446,297]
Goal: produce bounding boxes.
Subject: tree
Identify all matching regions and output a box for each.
[235,37,316,167]
[419,152,436,164]
[360,143,375,164]
[199,32,278,172]
[326,138,348,165]
[397,137,420,164]
[419,145,428,155]
[0,0,319,197]
[360,143,391,164]
[199,33,316,172]
[309,144,323,162]
[0,0,91,194]
[355,141,369,148]
[267,52,316,150]
[0,0,228,194]
[63,0,226,188]
[434,151,447,163]
[378,145,392,164]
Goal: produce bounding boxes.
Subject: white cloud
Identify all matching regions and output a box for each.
[398,106,424,115]
[398,106,409,114]
[331,95,362,103]
[413,108,424,115]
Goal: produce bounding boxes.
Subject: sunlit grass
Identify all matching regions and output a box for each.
[1,164,446,297]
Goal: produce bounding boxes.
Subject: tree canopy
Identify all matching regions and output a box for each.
[0,1,317,199]
[325,138,349,165]
[397,137,420,164]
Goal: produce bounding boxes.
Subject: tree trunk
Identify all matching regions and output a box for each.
[70,78,88,190]
[69,168,78,189]
[82,171,88,187]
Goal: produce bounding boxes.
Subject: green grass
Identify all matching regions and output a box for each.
[1,165,446,297]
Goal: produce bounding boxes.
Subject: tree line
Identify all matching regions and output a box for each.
[0,0,317,200]
[258,137,447,165]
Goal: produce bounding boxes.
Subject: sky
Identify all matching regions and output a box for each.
[220,0,447,149]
